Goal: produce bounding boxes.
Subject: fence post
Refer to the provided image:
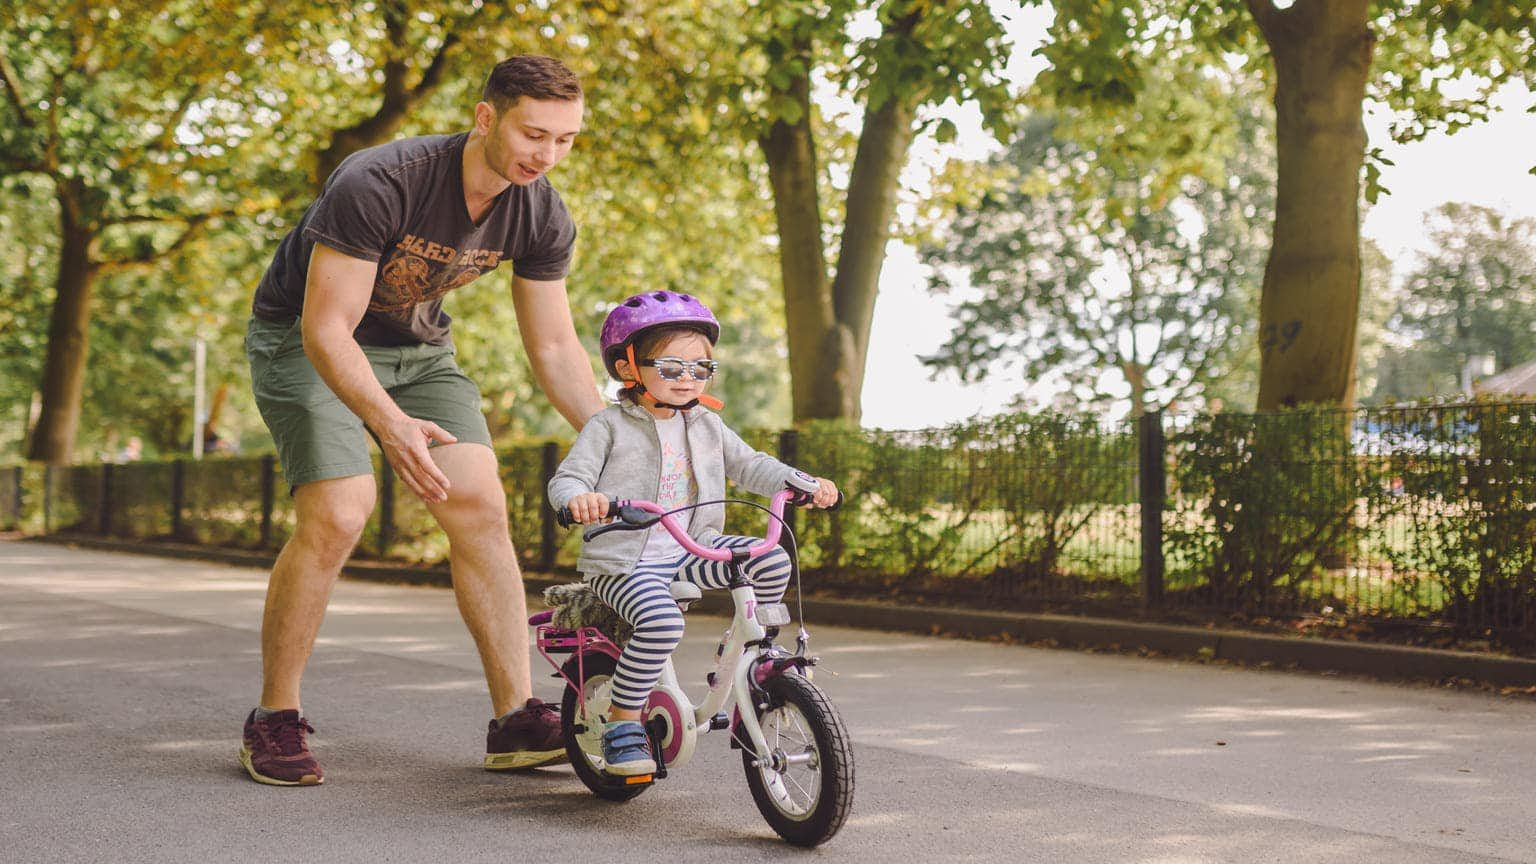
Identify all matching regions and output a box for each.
[1138,410,1166,611]
[170,460,184,540]
[99,463,113,536]
[12,466,22,530]
[377,459,395,557]
[777,429,799,542]
[259,454,276,548]
[43,464,52,533]
[540,441,558,571]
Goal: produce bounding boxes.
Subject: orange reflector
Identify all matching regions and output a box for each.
[624,774,653,785]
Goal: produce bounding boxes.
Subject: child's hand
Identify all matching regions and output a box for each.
[810,477,839,509]
[567,492,611,524]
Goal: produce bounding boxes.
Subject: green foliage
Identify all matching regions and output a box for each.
[788,413,1138,601]
[922,62,1273,415]
[1367,204,1536,404]
[1167,410,1361,607]
[1374,401,1536,640]
[1036,1,1535,154]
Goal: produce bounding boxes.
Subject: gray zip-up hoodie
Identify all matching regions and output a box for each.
[548,400,804,576]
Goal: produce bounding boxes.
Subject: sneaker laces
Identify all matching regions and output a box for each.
[269,716,316,755]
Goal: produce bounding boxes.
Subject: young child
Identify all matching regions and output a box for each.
[548,290,839,776]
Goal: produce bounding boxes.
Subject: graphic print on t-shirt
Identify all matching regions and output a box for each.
[371,234,504,318]
[656,429,697,513]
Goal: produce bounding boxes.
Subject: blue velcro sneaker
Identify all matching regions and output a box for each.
[601,720,657,776]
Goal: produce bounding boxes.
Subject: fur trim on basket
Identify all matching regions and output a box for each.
[541,582,634,645]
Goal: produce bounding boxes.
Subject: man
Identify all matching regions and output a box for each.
[240,55,605,786]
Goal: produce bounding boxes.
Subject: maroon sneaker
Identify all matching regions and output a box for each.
[240,709,324,786]
[484,697,566,770]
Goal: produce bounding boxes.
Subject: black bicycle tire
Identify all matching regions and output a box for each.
[560,653,648,802]
[741,673,855,846]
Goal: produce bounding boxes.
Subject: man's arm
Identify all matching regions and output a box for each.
[511,275,606,430]
[301,243,456,502]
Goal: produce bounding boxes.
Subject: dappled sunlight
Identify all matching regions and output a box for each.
[1211,803,1295,820]
[326,602,440,616]
[1185,705,1371,722]
[1349,740,1447,752]
[1353,754,1425,764]
[962,666,1026,677]
[143,738,228,752]
[1,722,82,734]
[387,679,482,693]
[999,726,1046,736]
[962,758,1042,773]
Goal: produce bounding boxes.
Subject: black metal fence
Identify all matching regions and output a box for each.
[6,402,1535,654]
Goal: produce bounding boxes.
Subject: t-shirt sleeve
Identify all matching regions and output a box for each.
[301,161,405,264]
[512,186,577,281]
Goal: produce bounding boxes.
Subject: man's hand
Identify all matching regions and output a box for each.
[376,415,458,504]
[566,491,610,524]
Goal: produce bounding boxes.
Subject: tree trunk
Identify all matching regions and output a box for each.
[758,51,838,422]
[28,185,99,464]
[1252,0,1372,409]
[828,94,916,424]
[759,17,922,424]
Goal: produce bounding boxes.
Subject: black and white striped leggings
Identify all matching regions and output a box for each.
[586,534,793,711]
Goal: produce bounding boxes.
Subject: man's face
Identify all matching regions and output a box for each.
[478,96,583,186]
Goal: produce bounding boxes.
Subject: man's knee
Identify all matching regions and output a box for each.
[437,479,509,536]
[293,477,376,548]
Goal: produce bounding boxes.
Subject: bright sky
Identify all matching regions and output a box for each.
[857,9,1536,430]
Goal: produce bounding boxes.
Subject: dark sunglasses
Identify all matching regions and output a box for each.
[639,357,719,381]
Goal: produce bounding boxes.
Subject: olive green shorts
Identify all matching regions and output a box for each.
[245,316,493,490]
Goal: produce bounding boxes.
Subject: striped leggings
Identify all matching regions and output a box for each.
[586,535,793,711]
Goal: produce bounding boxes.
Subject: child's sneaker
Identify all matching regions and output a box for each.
[239,709,323,786]
[600,720,656,776]
[485,698,567,770]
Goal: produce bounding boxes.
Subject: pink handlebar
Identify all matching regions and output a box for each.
[616,490,796,562]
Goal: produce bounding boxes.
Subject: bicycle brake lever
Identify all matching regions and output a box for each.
[581,505,661,541]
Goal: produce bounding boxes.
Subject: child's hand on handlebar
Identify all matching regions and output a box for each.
[567,492,611,524]
[808,477,839,509]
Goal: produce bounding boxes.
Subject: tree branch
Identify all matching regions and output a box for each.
[0,51,35,128]
[94,212,225,272]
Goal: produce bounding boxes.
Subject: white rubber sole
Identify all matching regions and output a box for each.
[238,744,323,786]
[484,748,568,771]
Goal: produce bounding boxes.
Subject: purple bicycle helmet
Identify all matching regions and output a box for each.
[599,290,720,380]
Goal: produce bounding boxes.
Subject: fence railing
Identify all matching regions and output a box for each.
[5,402,1534,654]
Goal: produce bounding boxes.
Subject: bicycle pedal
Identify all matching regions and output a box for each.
[623,774,654,785]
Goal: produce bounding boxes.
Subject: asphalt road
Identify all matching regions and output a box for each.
[3,540,1534,863]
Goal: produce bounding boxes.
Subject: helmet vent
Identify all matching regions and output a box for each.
[653,292,670,301]
[625,298,643,307]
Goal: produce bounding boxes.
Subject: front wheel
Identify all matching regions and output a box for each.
[741,673,854,846]
[560,653,649,802]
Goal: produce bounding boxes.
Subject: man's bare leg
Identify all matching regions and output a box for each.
[422,442,531,717]
[259,474,378,710]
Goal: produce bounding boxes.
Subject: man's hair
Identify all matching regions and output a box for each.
[482,55,583,112]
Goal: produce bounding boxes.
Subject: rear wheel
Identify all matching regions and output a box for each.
[560,653,649,802]
[741,673,854,846]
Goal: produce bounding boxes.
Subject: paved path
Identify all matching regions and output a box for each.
[3,540,1533,863]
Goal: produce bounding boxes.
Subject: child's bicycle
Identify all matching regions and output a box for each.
[531,484,854,847]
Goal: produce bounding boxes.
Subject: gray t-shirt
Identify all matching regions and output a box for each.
[252,132,576,346]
